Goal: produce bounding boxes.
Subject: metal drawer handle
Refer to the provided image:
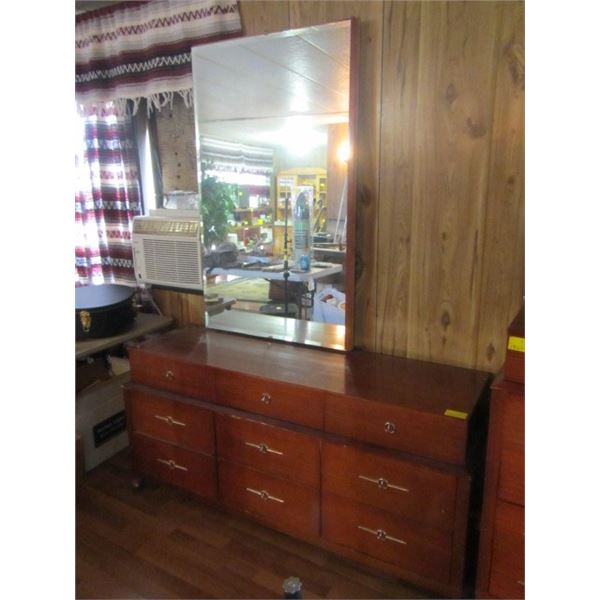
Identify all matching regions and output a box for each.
[358,525,406,545]
[384,421,396,434]
[517,581,525,587]
[245,441,283,455]
[358,475,409,493]
[246,487,284,503]
[260,392,271,404]
[156,458,188,472]
[154,415,187,427]
[165,370,175,381]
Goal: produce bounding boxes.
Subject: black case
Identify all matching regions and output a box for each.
[75,284,136,340]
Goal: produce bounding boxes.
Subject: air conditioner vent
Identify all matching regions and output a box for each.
[142,238,201,285]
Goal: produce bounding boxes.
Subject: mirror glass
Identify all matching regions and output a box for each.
[191,20,355,350]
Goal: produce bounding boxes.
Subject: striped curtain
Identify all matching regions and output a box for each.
[75,103,142,286]
[76,0,242,115]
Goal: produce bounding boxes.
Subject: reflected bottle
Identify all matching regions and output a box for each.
[292,190,311,267]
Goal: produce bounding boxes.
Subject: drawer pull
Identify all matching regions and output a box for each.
[245,441,283,455]
[154,415,187,427]
[260,392,271,404]
[517,581,525,587]
[358,475,409,493]
[246,487,284,503]
[165,370,175,381]
[384,421,396,434]
[358,525,407,545]
[156,458,188,472]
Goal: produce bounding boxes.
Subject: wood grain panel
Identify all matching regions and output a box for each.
[238,0,289,36]
[151,288,204,327]
[376,1,422,355]
[322,493,452,584]
[214,368,324,429]
[498,389,525,505]
[488,500,525,599]
[128,388,215,455]
[218,459,320,538]
[131,434,218,501]
[405,1,502,369]
[215,413,320,487]
[151,1,524,373]
[290,1,384,352]
[475,1,525,372]
[321,441,457,530]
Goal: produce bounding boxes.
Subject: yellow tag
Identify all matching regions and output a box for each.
[444,409,468,420]
[507,336,525,353]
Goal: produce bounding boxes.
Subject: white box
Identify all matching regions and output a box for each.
[312,287,346,325]
[76,367,130,472]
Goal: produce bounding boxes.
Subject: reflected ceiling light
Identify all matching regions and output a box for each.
[255,119,327,155]
[337,139,350,163]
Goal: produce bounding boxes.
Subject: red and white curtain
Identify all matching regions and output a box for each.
[76,0,242,115]
[75,1,242,287]
[75,103,142,286]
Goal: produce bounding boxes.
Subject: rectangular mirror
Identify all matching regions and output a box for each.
[192,19,357,351]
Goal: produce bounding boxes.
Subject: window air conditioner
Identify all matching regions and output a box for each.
[131,211,203,291]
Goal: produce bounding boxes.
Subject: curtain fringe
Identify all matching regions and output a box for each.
[77,89,194,119]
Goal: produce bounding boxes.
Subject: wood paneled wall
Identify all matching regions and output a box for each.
[154,0,524,373]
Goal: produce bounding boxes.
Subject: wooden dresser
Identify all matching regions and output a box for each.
[125,328,490,598]
[476,308,525,598]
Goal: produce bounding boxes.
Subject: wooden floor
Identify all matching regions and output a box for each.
[76,449,435,599]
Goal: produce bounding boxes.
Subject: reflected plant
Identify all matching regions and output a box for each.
[200,161,236,247]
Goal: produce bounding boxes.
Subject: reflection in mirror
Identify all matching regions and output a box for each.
[191,20,355,350]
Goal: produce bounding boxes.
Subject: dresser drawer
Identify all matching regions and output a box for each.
[216,413,320,487]
[498,391,524,505]
[322,493,452,584]
[489,500,525,599]
[214,370,323,430]
[218,460,320,538]
[322,442,457,531]
[129,347,215,401]
[131,434,217,501]
[128,388,215,455]
[324,393,468,465]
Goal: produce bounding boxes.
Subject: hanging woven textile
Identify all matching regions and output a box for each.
[75,0,242,115]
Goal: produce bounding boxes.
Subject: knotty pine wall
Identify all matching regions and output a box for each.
[153,0,524,373]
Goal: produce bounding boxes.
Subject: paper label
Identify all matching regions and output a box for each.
[444,409,468,420]
[507,336,525,353]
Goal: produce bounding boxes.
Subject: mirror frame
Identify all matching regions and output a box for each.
[192,18,359,351]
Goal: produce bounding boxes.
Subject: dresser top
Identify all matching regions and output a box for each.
[134,328,490,419]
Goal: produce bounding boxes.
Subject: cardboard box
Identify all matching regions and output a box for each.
[76,361,130,472]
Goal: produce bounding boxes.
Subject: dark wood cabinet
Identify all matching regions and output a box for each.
[476,307,525,599]
[125,327,490,598]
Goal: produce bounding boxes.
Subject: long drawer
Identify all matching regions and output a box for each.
[216,413,320,487]
[489,500,525,599]
[324,393,468,465]
[322,492,452,584]
[322,441,457,531]
[131,433,217,501]
[218,459,320,538]
[214,369,323,430]
[127,388,215,455]
[498,391,524,505]
[129,347,215,401]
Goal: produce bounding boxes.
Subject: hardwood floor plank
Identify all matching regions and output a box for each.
[77,450,437,599]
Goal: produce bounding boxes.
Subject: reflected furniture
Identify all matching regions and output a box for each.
[192,19,358,350]
[125,327,490,598]
[475,307,525,598]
